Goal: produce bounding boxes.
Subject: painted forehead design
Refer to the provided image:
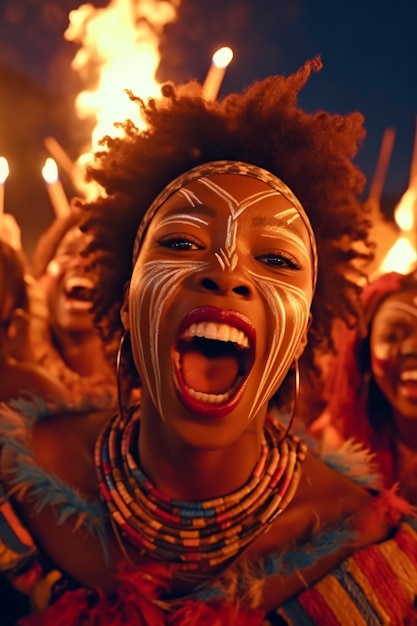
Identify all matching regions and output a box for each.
[132,160,318,289]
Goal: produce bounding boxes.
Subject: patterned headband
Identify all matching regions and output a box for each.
[132,160,318,290]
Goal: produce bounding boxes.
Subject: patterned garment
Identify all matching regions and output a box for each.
[0,403,416,624]
[269,518,417,625]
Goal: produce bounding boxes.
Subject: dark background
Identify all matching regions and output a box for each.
[0,0,416,259]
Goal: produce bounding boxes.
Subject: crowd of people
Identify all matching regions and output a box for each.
[0,57,416,625]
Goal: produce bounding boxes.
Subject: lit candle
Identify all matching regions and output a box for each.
[42,157,71,218]
[202,47,234,102]
[0,156,10,215]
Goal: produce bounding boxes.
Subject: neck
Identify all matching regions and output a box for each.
[138,395,264,501]
[53,329,109,377]
[394,414,417,452]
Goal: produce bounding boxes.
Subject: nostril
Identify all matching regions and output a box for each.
[201,278,219,291]
[233,285,250,297]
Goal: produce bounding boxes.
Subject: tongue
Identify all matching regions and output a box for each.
[181,348,239,394]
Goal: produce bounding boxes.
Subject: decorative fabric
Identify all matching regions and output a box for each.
[14,518,417,626]
[1,400,416,624]
[95,411,307,569]
[131,160,318,290]
[271,517,417,626]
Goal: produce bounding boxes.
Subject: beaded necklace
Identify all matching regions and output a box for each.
[95,411,307,571]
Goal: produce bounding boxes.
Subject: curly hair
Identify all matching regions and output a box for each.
[80,57,372,384]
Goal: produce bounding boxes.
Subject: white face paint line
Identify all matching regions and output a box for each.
[380,301,417,321]
[130,175,312,421]
[154,214,211,230]
[246,271,310,420]
[195,179,294,273]
[130,259,209,417]
[259,229,311,264]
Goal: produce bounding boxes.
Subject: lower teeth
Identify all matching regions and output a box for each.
[186,377,242,405]
[188,388,230,404]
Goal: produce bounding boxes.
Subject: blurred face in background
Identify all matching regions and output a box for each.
[0,241,31,361]
[370,288,417,422]
[42,228,95,336]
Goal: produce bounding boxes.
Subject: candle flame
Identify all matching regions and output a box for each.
[212,46,233,69]
[0,157,9,184]
[42,158,59,184]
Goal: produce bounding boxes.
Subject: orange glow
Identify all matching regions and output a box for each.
[393,188,417,232]
[0,157,9,184]
[42,158,59,184]
[65,0,180,197]
[212,46,234,69]
[377,186,417,275]
[42,158,71,218]
[379,236,417,275]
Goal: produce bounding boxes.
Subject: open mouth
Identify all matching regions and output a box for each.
[63,276,94,309]
[173,306,256,418]
[399,369,417,400]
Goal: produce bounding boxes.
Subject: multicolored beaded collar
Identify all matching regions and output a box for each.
[95,411,307,571]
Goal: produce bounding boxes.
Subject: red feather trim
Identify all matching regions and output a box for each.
[167,601,264,626]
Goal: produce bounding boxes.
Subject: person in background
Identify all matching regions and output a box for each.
[29,210,117,408]
[0,58,416,626]
[322,267,417,504]
[0,227,68,404]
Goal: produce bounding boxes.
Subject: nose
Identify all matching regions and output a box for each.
[195,270,252,299]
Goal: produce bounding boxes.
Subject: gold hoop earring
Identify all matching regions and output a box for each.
[116,331,131,421]
[281,359,300,440]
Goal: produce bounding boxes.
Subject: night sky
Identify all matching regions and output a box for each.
[0,0,416,257]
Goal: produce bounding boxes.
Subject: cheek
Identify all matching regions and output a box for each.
[371,342,398,378]
[253,276,310,390]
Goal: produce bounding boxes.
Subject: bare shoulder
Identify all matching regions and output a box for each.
[249,447,374,559]
[1,407,113,498]
[0,360,71,405]
[294,449,373,510]
[31,409,114,495]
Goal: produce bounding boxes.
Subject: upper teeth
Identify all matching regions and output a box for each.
[182,322,249,348]
[65,276,94,291]
[401,370,417,381]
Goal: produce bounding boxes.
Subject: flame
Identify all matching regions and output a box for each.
[42,158,59,184]
[393,187,417,232]
[379,236,417,275]
[65,0,181,197]
[0,157,9,184]
[212,46,233,69]
[377,186,417,276]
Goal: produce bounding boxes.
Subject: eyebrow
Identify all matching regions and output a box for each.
[164,204,216,219]
[252,214,302,235]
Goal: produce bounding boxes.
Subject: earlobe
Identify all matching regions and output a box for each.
[295,313,312,359]
[120,299,130,331]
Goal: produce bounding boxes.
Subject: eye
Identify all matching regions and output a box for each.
[256,251,301,270]
[381,325,408,343]
[157,233,204,251]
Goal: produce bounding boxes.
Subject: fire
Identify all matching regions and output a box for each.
[42,158,59,184]
[377,186,417,275]
[0,157,9,184]
[65,0,181,196]
[376,118,417,277]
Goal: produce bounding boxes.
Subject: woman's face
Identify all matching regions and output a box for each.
[128,173,314,447]
[42,228,95,335]
[370,288,417,421]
